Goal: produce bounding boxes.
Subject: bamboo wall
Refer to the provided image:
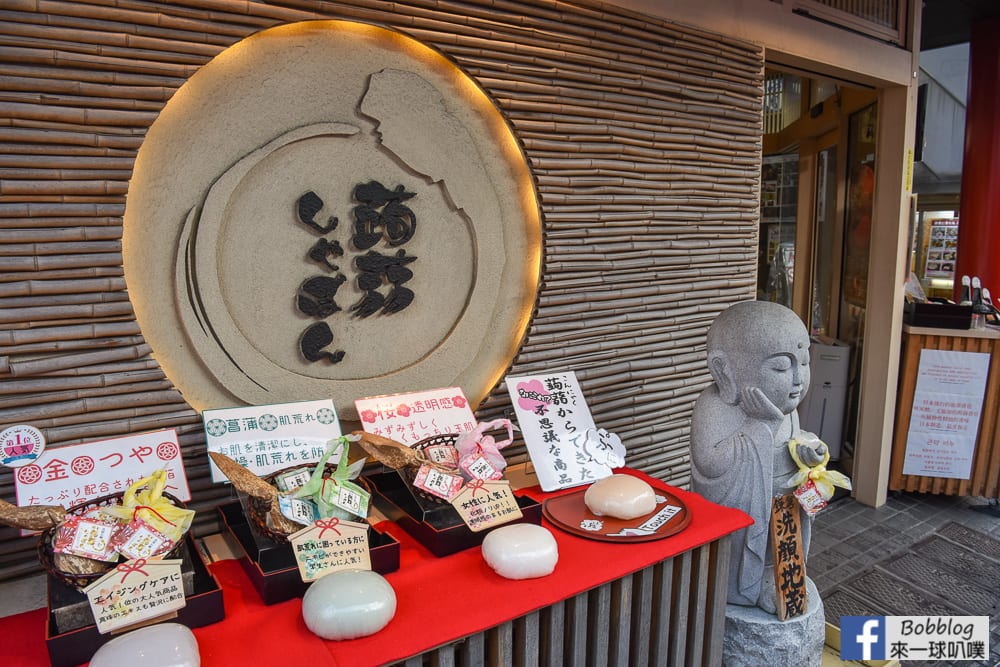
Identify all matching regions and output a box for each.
[0,0,763,580]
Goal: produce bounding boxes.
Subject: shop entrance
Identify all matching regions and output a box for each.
[759,69,879,472]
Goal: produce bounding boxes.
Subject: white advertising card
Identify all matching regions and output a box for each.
[204,399,341,482]
[505,371,613,491]
[902,349,990,479]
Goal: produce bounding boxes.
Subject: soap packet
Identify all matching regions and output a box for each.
[53,515,120,562]
[413,464,465,500]
[110,517,175,560]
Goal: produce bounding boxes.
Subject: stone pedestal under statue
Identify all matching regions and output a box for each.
[722,578,826,667]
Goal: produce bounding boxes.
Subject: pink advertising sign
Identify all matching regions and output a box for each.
[13,429,191,509]
[355,387,476,446]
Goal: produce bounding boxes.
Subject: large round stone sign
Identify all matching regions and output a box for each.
[124,21,541,419]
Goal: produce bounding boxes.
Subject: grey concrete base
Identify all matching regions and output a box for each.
[722,578,825,667]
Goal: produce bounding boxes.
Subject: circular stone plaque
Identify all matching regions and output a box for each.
[123,21,541,419]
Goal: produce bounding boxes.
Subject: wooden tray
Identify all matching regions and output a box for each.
[542,482,691,543]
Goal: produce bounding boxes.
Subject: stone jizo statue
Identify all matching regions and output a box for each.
[690,300,827,614]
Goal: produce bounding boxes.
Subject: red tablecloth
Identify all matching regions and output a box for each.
[2,470,751,667]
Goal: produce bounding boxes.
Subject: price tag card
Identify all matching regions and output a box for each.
[86,558,185,635]
[504,372,613,491]
[289,518,371,582]
[450,480,523,532]
[204,399,342,482]
[355,387,476,446]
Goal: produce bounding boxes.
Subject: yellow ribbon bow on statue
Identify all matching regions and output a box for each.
[785,432,852,501]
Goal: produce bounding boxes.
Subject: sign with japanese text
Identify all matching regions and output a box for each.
[1,424,45,468]
[289,518,371,582]
[85,558,185,634]
[450,479,523,532]
[770,494,807,621]
[204,399,342,482]
[504,372,613,491]
[13,429,190,510]
[903,349,989,479]
[355,386,476,446]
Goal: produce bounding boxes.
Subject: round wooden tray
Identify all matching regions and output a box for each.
[542,480,690,543]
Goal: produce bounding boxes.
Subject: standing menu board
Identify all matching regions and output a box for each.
[924,218,959,279]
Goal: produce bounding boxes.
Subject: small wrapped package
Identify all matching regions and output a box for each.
[454,419,516,481]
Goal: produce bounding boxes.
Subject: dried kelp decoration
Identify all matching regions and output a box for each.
[352,431,425,469]
[209,452,279,501]
[0,497,66,531]
[208,451,301,535]
[352,430,455,472]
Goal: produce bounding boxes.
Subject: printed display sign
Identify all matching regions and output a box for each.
[450,479,523,532]
[204,399,342,482]
[289,518,371,582]
[86,558,185,634]
[504,372,613,491]
[355,386,476,446]
[923,218,958,279]
[13,429,191,510]
[903,349,989,479]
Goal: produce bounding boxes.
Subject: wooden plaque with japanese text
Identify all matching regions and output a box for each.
[769,494,807,621]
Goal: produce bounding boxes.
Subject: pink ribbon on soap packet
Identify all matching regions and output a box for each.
[455,419,517,473]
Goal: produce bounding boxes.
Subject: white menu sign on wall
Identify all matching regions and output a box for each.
[902,349,990,479]
[355,386,476,446]
[505,371,613,491]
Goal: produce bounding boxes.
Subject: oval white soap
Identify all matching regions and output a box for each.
[89,623,200,667]
[584,474,656,520]
[481,523,558,580]
[302,569,396,640]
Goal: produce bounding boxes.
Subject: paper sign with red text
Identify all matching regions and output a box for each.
[85,558,185,634]
[289,518,371,582]
[355,387,476,446]
[13,429,190,512]
[450,480,523,532]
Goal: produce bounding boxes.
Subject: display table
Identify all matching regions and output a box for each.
[3,469,751,667]
[890,324,1000,499]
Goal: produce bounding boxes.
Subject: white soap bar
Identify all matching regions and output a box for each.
[90,623,200,667]
[584,474,656,520]
[481,523,558,580]
[302,569,396,640]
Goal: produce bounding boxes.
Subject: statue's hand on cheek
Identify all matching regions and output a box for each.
[739,387,784,427]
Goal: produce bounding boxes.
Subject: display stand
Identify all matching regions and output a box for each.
[217,500,400,605]
[890,324,1000,499]
[44,533,224,667]
[6,470,753,667]
[366,469,542,557]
